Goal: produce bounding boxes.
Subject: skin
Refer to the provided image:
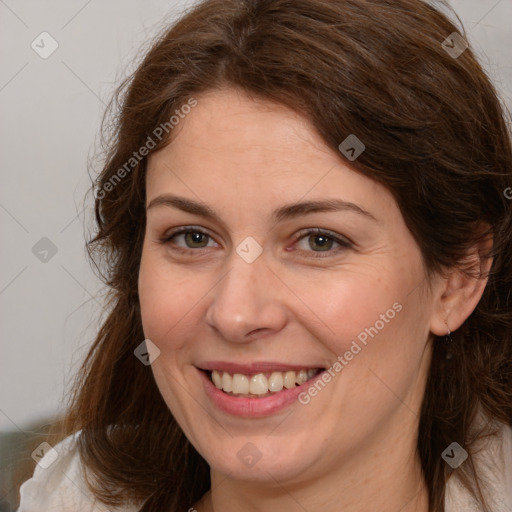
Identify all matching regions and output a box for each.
[138,87,490,512]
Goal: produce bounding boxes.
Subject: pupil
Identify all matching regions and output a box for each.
[187,232,206,247]
[310,234,332,251]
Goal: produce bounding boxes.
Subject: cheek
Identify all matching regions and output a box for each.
[298,281,429,460]
[138,248,197,350]
[319,280,431,422]
[305,263,429,408]
[138,251,204,421]
[302,269,405,354]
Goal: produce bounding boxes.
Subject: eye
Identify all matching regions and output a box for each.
[293,228,352,257]
[158,226,352,258]
[159,227,218,252]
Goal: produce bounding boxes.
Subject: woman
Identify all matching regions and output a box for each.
[18,0,512,511]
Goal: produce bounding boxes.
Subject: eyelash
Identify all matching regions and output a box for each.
[158,226,352,258]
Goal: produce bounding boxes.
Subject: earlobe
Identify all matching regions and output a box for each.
[429,231,493,337]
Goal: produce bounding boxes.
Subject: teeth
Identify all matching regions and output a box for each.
[268,371,284,392]
[210,368,321,397]
[284,371,296,389]
[249,374,268,395]
[221,372,232,392]
[212,370,222,389]
[307,368,317,379]
[296,370,308,385]
[232,374,249,394]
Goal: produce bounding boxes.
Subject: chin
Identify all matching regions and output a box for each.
[197,432,324,484]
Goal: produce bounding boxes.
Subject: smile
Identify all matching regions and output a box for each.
[197,363,328,418]
[210,369,322,397]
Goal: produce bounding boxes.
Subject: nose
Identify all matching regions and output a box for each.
[205,250,288,344]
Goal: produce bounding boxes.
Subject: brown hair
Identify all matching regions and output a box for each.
[57,0,512,510]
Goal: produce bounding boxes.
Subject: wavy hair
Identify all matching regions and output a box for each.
[58,0,512,510]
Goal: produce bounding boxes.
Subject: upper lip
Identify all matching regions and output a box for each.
[196,361,325,374]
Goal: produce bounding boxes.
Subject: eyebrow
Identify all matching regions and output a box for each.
[146,194,378,223]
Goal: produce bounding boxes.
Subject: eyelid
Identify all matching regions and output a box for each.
[162,225,211,239]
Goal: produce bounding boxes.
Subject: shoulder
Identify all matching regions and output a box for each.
[18,434,139,512]
[445,421,512,512]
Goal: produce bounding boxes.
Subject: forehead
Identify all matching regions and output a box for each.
[145,88,393,223]
[156,89,326,168]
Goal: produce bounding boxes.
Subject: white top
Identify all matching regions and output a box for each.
[18,423,512,512]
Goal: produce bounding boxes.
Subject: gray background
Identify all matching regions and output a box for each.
[0,0,511,432]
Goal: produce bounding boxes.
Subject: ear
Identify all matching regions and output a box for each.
[429,228,493,336]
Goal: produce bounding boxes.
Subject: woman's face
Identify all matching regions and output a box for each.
[139,88,438,486]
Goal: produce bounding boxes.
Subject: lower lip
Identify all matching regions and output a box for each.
[198,368,323,418]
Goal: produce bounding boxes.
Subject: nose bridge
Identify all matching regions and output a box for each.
[205,246,287,342]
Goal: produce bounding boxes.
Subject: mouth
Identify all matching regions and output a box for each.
[206,368,324,398]
[196,361,329,417]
